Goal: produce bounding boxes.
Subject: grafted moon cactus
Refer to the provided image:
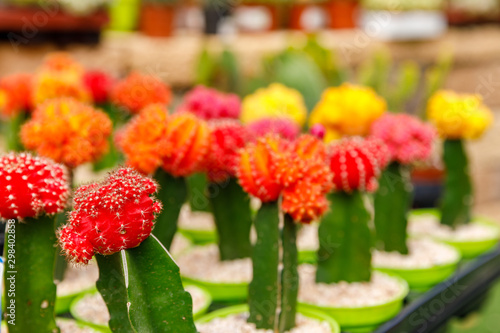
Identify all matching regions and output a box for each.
[202,120,253,260]
[317,137,389,284]
[237,134,331,332]
[427,91,493,227]
[370,114,436,254]
[119,107,210,249]
[176,85,241,120]
[58,167,197,333]
[1,153,70,333]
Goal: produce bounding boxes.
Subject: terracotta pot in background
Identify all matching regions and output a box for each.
[140,3,176,37]
[325,0,359,29]
[412,167,444,209]
[234,3,279,32]
[289,3,328,30]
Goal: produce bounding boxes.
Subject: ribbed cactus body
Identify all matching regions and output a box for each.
[248,202,280,329]
[441,139,472,227]
[6,112,25,152]
[209,177,252,260]
[153,168,188,250]
[374,162,412,254]
[4,216,59,333]
[317,191,372,283]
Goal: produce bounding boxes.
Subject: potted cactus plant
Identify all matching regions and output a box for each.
[409,91,499,259]
[197,133,340,332]
[57,167,198,332]
[369,113,461,291]
[140,0,179,36]
[298,138,409,332]
[1,153,70,333]
[118,104,210,250]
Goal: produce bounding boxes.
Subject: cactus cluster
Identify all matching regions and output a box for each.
[58,167,162,264]
[371,113,436,253]
[177,85,241,120]
[309,83,387,142]
[0,153,69,220]
[111,72,172,114]
[247,117,301,141]
[317,137,389,283]
[21,98,112,168]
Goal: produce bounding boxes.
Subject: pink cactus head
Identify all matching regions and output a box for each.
[203,120,251,182]
[247,118,301,141]
[58,167,162,264]
[328,137,390,193]
[0,153,69,220]
[177,85,241,120]
[309,124,326,140]
[370,113,436,165]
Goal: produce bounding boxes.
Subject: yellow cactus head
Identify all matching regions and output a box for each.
[240,83,307,127]
[427,90,493,140]
[309,83,387,142]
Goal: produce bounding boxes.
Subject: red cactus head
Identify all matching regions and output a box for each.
[177,85,241,120]
[58,167,162,264]
[0,73,33,117]
[0,153,70,220]
[203,120,250,182]
[328,137,389,193]
[83,70,115,105]
[370,113,436,165]
[111,72,172,114]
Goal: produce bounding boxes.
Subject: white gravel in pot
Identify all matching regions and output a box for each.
[373,238,460,269]
[298,265,404,308]
[408,214,499,241]
[74,285,208,326]
[176,245,252,283]
[297,223,320,252]
[57,262,99,296]
[178,204,216,231]
[170,233,192,257]
[3,319,100,333]
[197,313,332,333]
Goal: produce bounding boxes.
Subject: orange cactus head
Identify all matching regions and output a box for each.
[237,134,287,203]
[111,72,172,114]
[119,104,170,175]
[0,73,33,117]
[162,112,211,177]
[21,98,112,168]
[39,52,84,75]
[282,181,329,224]
[32,71,91,106]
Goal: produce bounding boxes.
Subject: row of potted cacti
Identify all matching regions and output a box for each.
[0,53,498,333]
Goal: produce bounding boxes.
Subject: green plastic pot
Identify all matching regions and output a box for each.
[373,242,461,292]
[70,284,211,330]
[299,274,409,332]
[196,304,341,332]
[299,249,317,264]
[182,275,248,302]
[56,286,97,314]
[178,228,217,245]
[410,209,500,259]
[107,0,140,31]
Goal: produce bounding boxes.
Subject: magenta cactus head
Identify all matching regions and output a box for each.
[370,113,436,165]
[247,118,301,141]
[309,124,326,140]
[176,85,241,120]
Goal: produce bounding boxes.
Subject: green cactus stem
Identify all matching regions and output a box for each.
[152,168,188,250]
[278,214,298,333]
[187,173,210,212]
[4,215,59,333]
[126,235,197,333]
[248,202,280,329]
[441,139,472,227]
[374,162,412,254]
[209,177,253,261]
[6,112,26,152]
[316,191,372,283]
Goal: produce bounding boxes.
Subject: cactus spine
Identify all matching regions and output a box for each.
[374,162,412,254]
[152,168,188,250]
[317,192,372,283]
[210,177,253,260]
[441,139,472,227]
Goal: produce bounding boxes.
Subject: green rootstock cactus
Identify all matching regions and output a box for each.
[58,168,196,333]
[440,140,472,227]
[317,192,372,283]
[248,203,299,332]
[374,162,412,254]
[0,153,71,333]
[209,177,253,261]
[152,168,188,250]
